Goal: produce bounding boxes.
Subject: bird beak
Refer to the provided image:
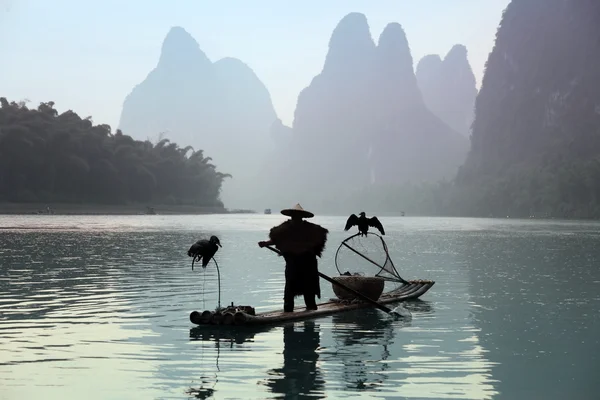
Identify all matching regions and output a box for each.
[217,243,222,248]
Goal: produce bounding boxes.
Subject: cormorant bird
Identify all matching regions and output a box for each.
[187,235,222,270]
[344,212,385,236]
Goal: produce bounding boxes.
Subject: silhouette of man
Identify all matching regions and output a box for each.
[259,204,328,312]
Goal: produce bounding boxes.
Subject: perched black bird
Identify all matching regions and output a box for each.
[344,212,385,236]
[187,235,222,270]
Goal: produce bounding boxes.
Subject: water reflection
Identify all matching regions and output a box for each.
[187,327,278,399]
[327,303,432,392]
[188,322,326,400]
[189,325,276,346]
[332,307,400,391]
[461,231,600,399]
[262,321,325,399]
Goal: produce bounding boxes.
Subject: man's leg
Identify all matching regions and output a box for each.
[303,293,317,310]
[284,281,294,312]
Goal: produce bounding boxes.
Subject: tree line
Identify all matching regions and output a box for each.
[348,160,600,219]
[0,98,230,207]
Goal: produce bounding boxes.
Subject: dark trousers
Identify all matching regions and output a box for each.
[282,253,320,312]
[284,291,317,312]
[284,282,318,312]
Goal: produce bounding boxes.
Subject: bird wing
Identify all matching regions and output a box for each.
[344,214,359,231]
[368,216,385,235]
[187,239,208,257]
[187,244,199,257]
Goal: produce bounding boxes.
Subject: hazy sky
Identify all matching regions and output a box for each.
[1,0,509,131]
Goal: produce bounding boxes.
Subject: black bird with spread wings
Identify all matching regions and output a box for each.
[187,235,222,270]
[344,212,385,236]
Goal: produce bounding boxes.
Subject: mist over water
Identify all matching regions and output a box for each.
[1,215,598,399]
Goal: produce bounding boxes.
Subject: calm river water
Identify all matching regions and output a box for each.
[0,214,599,399]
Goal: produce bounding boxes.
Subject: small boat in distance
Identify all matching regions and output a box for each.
[264,208,272,215]
[36,206,54,215]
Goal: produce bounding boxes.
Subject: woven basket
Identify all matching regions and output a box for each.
[331,276,385,301]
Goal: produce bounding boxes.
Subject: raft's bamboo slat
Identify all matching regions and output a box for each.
[190,280,435,327]
[222,312,235,325]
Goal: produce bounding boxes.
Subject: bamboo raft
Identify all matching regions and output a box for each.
[189,279,435,327]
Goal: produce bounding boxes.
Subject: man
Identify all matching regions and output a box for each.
[258,204,329,312]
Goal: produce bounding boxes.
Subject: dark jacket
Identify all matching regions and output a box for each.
[269,219,329,299]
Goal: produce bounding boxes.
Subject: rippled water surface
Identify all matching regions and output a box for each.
[1,214,599,399]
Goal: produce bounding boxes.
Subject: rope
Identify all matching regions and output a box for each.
[202,266,206,310]
[212,258,221,310]
[192,254,220,311]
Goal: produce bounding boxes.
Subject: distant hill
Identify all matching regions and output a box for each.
[0,98,229,208]
[416,45,478,138]
[262,13,468,213]
[118,27,278,210]
[453,0,600,218]
[370,23,468,186]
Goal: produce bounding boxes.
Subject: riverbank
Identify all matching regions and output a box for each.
[0,203,256,216]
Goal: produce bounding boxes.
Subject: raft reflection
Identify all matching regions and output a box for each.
[189,325,275,345]
[187,325,277,399]
[326,300,432,392]
[188,323,325,399]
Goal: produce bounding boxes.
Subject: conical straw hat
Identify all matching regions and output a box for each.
[280,203,314,219]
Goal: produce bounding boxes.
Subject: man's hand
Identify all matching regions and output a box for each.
[259,239,274,248]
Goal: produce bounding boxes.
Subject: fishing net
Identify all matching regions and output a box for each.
[334,232,408,285]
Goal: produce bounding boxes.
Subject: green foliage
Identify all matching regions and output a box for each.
[0,98,231,206]
[347,154,600,219]
[452,158,600,219]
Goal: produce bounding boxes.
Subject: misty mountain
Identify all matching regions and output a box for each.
[370,23,468,186]
[269,118,293,149]
[416,45,478,138]
[118,27,278,209]
[288,13,377,195]
[265,13,468,212]
[454,0,600,218]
